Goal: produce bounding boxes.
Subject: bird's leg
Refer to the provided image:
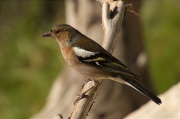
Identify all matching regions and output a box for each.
[81,79,98,95]
[74,79,98,105]
[81,77,91,90]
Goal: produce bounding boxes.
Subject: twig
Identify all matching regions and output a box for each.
[125,3,139,16]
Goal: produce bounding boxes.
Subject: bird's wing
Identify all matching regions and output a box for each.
[73,46,141,81]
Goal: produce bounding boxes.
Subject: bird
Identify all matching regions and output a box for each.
[42,24,162,105]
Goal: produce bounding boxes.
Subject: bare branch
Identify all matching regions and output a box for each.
[53,114,63,119]
[125,3,139,16]
[69,0,126,119]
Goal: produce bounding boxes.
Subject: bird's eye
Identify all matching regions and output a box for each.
[55,30,60,34]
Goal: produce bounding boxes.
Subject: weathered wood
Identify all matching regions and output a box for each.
[70,1,126,119]
[125,83,180,118]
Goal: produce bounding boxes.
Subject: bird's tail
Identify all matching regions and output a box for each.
[124,78,162,105]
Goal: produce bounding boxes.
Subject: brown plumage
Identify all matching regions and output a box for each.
[43,24,162,105]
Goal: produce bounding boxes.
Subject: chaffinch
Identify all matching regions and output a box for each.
[43,24,162,105]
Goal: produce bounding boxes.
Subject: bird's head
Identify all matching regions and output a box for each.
[43,24,77,45]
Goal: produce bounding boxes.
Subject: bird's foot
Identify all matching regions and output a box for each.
[81,77,91,90]
[74,94,89,105]
[74,80,98,105]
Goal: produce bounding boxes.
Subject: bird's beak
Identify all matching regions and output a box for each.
[42,31,52,37]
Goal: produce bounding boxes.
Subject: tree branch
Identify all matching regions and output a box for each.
[69,0,126,119]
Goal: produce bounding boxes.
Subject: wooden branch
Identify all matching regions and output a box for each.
[53,114,63,119]
[69,1,126,119]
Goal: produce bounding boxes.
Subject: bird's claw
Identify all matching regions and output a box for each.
[74,79,98,105]
[74,93,89,105]
[81,77,91,89]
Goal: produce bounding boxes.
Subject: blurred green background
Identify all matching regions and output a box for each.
[0,0,179,119]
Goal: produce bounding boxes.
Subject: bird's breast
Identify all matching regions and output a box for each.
[60,45,79,66]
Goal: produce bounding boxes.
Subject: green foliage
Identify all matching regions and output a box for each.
[0,1,65,119]
[141,0,180,93]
